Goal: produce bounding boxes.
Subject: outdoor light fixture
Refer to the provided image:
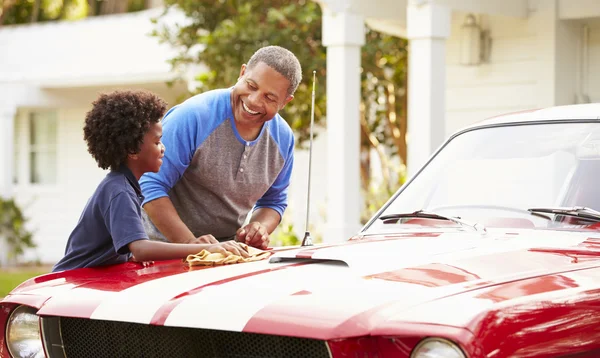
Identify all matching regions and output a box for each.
[459,14,491,66]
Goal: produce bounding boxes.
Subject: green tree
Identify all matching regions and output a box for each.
[1,0,87,25]
[154,0,408,223]
[360,31,408,222]
[154,0,325,145]
[0,0,156,26]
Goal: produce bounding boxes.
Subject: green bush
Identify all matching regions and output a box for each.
[271,222,301,247]
[271,211,322,247]
[0,198,36,263]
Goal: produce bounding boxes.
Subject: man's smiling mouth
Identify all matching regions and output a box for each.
[242,101,260,115]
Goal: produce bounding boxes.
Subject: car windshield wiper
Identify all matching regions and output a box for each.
[379,210,487,234]
[527,206,600,222]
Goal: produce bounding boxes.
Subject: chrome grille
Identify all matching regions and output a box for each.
[58,317,331,358]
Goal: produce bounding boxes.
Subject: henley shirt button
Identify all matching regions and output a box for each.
[243,154,247,159]
[240,168,244,173]
[246,142,250,146]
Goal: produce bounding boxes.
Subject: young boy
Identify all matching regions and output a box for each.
[52,90,248,272]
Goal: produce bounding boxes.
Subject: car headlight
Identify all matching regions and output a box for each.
[411,337,466,358]
[6,305,45,358]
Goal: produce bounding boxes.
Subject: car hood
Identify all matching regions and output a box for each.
[5,229,600,340]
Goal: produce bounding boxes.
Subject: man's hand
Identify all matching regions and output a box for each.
[236,221,270,249]
[188,234,219,244]
[205,241,250,258]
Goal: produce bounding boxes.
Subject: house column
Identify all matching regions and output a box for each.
[0,108,16,199]
[322,9,365,242]
[0,108,16,267]
[406,1,451,177]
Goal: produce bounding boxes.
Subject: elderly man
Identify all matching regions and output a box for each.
[140,45,302,249]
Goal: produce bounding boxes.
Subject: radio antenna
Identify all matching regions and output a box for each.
[301,71,317,247]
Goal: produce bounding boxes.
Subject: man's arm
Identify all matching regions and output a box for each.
[143,198,218,244]
[143,197,197,244]
[250,207,281,233]
[238,126,295,249]
[236,207,281,249]
[140,100,220,245]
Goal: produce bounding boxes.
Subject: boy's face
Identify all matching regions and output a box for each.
[138,122,165,173]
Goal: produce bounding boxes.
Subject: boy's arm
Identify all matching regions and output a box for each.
[128,239,249,262]
[107,192,227,261]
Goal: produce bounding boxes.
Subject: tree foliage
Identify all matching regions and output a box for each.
[154,0,408,222]
[0,0,154,26]
[360,31,408,222]
[155,0,325,145]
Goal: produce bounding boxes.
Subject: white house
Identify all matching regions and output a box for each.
[0,7,189,264]
[316,0,600,243]
[1,0,599,264]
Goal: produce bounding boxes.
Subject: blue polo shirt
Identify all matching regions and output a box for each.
[52,165,149,272]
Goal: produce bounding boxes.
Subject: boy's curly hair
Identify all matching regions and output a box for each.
[83,90,167,170]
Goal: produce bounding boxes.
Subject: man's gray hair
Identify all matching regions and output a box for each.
[247,46,302,96]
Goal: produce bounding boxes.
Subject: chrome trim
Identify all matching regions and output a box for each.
[40,317,66,358]
[324,341,333,358]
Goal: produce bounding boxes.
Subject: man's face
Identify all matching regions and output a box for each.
[230,62,294,129]
[137,121,165,173]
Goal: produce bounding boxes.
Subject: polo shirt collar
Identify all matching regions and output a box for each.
[115,164,142,196]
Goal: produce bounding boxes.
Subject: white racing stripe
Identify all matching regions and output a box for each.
[164,263,436,332]
[90,260,277,323]
[295,231,592,277]
[166,263,362,330]
[165,263,346,330]
[21,282,78,298]
[37,287,115,316]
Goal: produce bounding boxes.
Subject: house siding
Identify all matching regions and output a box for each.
[445,13,600,137]
[445,13,540,135]
[588,21,600,103]
[14,108,107,263]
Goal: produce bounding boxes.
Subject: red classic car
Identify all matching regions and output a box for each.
[3,104,600,358]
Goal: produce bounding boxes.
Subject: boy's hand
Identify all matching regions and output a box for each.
[206,241,250,258]
[189,234,218,244]
[129,254,155,267]
[236,222,270,249]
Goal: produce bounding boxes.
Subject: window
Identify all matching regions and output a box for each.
[14,111,58,185]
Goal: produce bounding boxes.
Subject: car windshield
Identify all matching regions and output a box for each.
[364,121,600,234]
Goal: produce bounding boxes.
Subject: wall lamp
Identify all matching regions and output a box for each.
[459,14,492,66]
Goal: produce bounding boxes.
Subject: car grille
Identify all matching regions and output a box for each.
[56,317,331,358]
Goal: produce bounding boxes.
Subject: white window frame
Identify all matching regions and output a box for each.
[14,109,60,191]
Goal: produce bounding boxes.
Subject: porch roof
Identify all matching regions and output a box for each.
[0,7,186,87]
[327,0,600,38]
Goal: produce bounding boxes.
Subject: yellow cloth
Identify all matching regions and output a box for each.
[185,243,272,267]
